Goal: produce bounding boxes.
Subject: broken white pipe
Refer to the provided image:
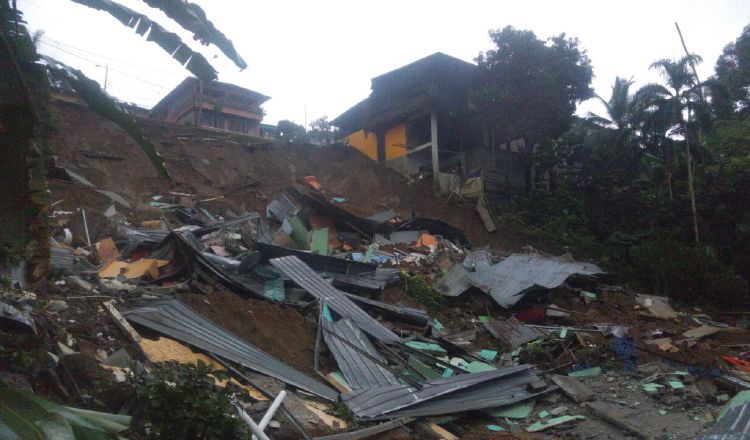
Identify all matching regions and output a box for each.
[253,390,286,440]
[236,405,270,440]
[81,208,92,249]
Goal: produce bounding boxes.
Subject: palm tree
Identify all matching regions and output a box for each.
[586,76,641,174]
[637,55,704,243]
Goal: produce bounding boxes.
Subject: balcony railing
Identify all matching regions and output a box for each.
[197,95,263,115]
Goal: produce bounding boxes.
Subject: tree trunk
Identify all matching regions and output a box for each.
[683,117,700,244]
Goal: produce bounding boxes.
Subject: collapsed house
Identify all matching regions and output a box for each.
[332,52,527,193]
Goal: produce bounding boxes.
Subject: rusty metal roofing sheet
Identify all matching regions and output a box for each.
[341,365,534,418]
[324,319,400,390]
[433,264,472,297]
[699,402,750,440]
[124,299,338,401]
[484,317,545,347]
[469,254,604,308]
[270,256,400,343]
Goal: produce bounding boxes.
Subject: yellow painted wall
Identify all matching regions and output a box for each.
[385,123,407,160]
[345,130,378,160]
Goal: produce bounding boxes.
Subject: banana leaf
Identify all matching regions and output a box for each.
[0,386,130,440]
[45,57,171,179]
[69,0,217,81]
[141,0,247,70]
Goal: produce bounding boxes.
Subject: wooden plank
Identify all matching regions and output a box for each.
[426,422,459,440]
[550,374,594,403]
[325,373,352,394]
[475,195,497,232]
[584,402,650,439]
[314,418,415,440]
[103,300,142,344]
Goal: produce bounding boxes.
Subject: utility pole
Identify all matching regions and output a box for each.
[103,63,109,91]
[674,22,701,244]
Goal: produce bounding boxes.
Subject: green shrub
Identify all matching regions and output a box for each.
[628,233,748,307]
[127,361,249,440]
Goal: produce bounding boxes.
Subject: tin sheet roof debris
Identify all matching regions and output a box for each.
[469,254,605,308]
[366,210,398,223]
[433,264,472,297]
[341,365,539,419]
[266,192,298,223]
[269,256,401,343]
[699,400,750,440]
[323,318,400,390]
[123,299,338,401]
[384,368,545,418]
[484,317,546,347]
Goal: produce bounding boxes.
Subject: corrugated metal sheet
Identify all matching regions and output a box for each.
[385,368,543,418]
[342,365,535,418]
[469,254,604,308]
[433,264,471,297]
[484,317,545,347]
[270,256,400,343]
[266,193,298,223]
[323,319,400,390]
[462,249,493,270]
[124,299,338,401]
[699,402,750,440]
[344,294,429,326]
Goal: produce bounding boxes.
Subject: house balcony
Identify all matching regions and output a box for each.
[196,95,264,120]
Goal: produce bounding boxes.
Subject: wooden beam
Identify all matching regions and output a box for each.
[430,109,440,190]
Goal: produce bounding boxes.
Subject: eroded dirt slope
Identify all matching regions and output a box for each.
[47,100,523,250]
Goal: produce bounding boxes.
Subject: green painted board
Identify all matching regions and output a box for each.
[487,424,506,432]
[668,380,685,390]
[478,350,498,361]
[263,277,285,301]
[478,316,492,322]
[442,367,454,378]
[568,367,601,377]
[331,197,346,203]
[408,355,441,380]
[405,341,447,354]
[719,391,750,420]
[322,304,333,322]
[331,371,350,389]
[527,415,586,432]
[464,361,497,373]
[288,216,310,249]
[432,319,445,331]
[311,228,330,255]
[538,410,550,418]
[643,383,664,392]
[485,401,535,419]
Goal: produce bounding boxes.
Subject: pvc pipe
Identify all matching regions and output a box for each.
[257,390,286,433]
[236,405,270,440]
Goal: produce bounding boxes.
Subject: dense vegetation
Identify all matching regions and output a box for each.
[485,25,750,308]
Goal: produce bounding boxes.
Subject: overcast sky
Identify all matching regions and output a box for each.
[21,0,750,126]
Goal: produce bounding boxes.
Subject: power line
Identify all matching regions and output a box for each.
[40,41,174,90]
[39,35,185,77]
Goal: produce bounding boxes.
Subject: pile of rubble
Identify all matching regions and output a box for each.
[3,178,750,439]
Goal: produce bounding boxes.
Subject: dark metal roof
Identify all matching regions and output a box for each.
[344,293,429,327]
[384,368,543,418]
[699,402,750,440]
[323,319,400,390]
[433,264,471,297]
[269,256,400,343]
[151,77,270,116]
[341,365,535,418]
[124,299,338,401]
[484,317,545,347]
[469,254,604,308]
